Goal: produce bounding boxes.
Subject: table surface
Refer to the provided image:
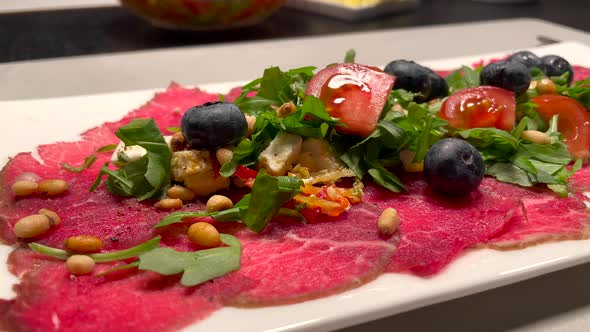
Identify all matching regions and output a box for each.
[3,1,590,332]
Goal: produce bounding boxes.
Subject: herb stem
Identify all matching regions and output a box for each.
[28,236,161,263]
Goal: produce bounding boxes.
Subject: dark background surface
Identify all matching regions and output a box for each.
[1,0,589,63]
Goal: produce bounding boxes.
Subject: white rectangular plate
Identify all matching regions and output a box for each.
[1,41,590,332]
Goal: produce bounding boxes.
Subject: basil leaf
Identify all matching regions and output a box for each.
[244,171,303,233]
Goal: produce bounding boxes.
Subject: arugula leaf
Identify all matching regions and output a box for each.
[96,144,118,153]
[137,234,241,287]
[91,119,172,200]
[445,66,481,94]
[557,76,590,108]
[29,236,161,262]
[62,154,98,173]
[62,144,118,173]
[244,170,303,232]
[458,114,576,194]
[344,49,356,63]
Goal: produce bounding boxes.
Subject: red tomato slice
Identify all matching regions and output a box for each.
[439,86,516,130]
[306,63,395,137]
[531,95,590,160]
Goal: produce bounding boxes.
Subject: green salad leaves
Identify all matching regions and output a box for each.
[155,170,303,232]
[90,118,172,201]
[458,115,579,196]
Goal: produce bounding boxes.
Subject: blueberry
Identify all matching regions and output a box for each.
[384,60,446,102]
[541,55,573,84]
[507,51,543,70]
[426,70,449,100]
[424,138,484,196]
[480,60,531,96]
[181,101,247,149]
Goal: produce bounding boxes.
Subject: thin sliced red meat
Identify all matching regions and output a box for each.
[0,84,396,331]
[363,177,523,275]
[485,195,590,249]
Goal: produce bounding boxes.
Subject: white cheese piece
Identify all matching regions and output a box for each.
[111,135,173,166]
[259,132,303,176]
[298,138,343,173]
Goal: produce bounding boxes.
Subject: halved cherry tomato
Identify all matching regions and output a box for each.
[306,63,395,137]
[531,95,590,160]
[439,86,516,130]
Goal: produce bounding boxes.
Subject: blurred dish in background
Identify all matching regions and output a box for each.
[285,0,420,21]
[119,0,285,30]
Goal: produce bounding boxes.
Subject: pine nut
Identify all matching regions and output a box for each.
[64,235,103,253]
[536,78,557,95]
[12,180,38,196]
[276,101,297,118]
[38,179,69,196]
[66,255,95,275]
[155,198,183,210]
[216,148,234,166]
[167,186,195,201]
[170,132,188,152]
[188,222,220,248]
[245,115,256,136]
[378,208,401,236]
[521,130,551,145]
[326,186,338,200]
[206,195,233,212]
[38,208,61,226]
[13,214,51,238]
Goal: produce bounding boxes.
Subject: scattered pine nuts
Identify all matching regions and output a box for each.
[155,198,183,210]
[245,115,257,136]
[378,208,401,236]
[167,186,195,201]
[11,180,38,196]
[64,235,103,253]
[38,208,61,226]
[66,255,95,275]
[188,222,221,248]
[38,179,69,196]
[13,214,51,238]
[206,195,233,212]
[216,148,234,166]
[521,130,552,145]
[276,101,297,118]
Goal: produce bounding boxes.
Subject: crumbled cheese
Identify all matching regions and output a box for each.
[298,138,343,174]
[111,135,173,166]
[170,150,213,182]
[170,149,230,196]
[259,132,303,176]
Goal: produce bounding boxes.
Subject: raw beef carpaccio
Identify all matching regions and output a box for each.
[0,66,589,331]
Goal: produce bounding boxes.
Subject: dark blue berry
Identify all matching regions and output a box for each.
[424,138,484,196]
[480,60,531,96]
[181,102,247,149]
[541,55,573,84]
[507,51,543,70]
